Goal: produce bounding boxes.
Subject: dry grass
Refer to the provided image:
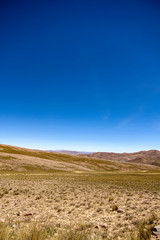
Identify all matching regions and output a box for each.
[0,222,98,240]
[0,144,159,239]
[0,172,159,239]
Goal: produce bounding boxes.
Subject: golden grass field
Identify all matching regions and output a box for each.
[0,144,160,239]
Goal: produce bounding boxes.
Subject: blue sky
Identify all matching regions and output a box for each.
[0,0,160,152]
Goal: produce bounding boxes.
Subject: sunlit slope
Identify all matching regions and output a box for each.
[83,150,160,167]
[0,144,159,172]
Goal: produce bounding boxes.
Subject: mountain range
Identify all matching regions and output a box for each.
[50,150,93,155]
[82,150,160,167]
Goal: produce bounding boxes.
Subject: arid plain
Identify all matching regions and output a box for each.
[0,144,160,240]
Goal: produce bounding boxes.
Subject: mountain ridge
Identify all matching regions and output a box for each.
[49,150,93,155]
[82,149,160,167]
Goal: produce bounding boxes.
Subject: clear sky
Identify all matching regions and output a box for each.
[0,0,160,152]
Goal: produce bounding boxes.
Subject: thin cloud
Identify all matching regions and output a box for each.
[115,114,138,129]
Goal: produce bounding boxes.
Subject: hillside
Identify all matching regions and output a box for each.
[83,150,160,167]
[0,144,159,172]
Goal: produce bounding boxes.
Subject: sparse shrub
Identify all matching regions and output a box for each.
[148,212,157,225]
[21,226,47,240]
[111,204,118,211]
[96,207,102,213]
[108,196,113,202]
[57,226,94,240]
[13,189,20,195]
[0,222,13,240]
[57,208,62,212]
[137,222,152,240]
[128,214,157,240]
[35,196,42,200]
[0,188,10,198]
[0,192,4,198]
[3,188,9,194]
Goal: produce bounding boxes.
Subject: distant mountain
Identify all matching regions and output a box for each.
[49,150,94,155]
[82,150,160,167]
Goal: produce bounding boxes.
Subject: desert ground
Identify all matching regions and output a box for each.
[0,145,160,239]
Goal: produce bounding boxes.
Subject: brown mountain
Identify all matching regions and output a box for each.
[82,150,160,167]
[0,144,159,172]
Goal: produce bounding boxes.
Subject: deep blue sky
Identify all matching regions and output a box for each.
[0,0,160,152]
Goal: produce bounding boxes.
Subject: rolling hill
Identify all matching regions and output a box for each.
[0,144,159,172]
[83,150,160,167]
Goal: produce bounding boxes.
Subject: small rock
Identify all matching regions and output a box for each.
[95,225,99,229]
[100,224,107,229]
[152,225,160,236]
[24,213,33,216]
[117,209,124,213]
[17,212,21,216]
[153,225,160,232]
